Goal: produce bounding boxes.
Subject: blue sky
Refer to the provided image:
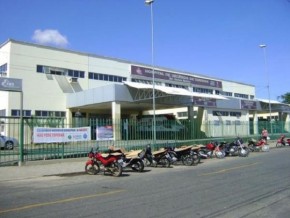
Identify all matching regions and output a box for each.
[1,0,290,101]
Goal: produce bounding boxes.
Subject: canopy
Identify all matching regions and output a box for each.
[123,81,227,100]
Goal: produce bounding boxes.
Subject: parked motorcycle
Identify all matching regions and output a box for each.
[248,138,267,152]
[139,145,171,168]
[190,146,202,164]
[199,141,226,159]
[108,147,145,172]
[166,146,195,166]
[224,137,249,157]
[276,135,290,147]
[85,147,123,177]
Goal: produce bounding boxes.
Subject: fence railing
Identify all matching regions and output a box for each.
[1,117,289,166]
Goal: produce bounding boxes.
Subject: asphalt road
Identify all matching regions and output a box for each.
[0,148,290,218]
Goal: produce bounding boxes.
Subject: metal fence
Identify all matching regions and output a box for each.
[1,116,289,166]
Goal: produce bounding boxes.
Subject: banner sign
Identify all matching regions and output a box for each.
[0,77,22,92]
[96,125,113,141]
[131,65,222,89]
[192,97,217,107]
[241,100,257,110]
[33,127,91,143]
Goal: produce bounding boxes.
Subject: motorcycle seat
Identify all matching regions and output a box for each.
[124,150,143,158]
[174,146,192,152]
[101,152,122,158]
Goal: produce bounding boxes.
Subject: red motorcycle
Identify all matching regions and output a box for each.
[199,141,226,159]
[276,135,290,147]
[85,147,123,177]
[248,138,266,152]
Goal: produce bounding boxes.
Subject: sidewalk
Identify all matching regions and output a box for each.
[0,141,279,182]
[0,157,88,182]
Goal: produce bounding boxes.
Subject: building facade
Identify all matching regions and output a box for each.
[1,39,289,139]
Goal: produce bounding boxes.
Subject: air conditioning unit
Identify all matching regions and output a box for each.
[69,77,78,83]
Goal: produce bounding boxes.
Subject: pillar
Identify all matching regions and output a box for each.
[187,105,194,121]
[112,102,121,140]
[253,111,259,135]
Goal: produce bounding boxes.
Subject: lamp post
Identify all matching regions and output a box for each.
[145,0,156,146]
[259,44,273,133]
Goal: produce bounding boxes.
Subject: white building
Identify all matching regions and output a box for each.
[1,39,289,139]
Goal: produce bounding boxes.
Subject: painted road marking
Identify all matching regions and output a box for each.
[0,189,125,214]
[200,162,260,176]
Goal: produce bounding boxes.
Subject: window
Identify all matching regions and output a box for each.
[234,93,249,99]
[0,63,7,76]
[36,65,43,73]
[165,83,187,89]
[36,65,85,79]
[35,110,66,117]
[11,110,31,117]
[214,120,220,125]
[131,78,161,85]
[230,112,241,117]
[89,72,126,83]
[0,109,6,116]
[213,111,229,116]
[193,87,213,94]
[225,120,231,125]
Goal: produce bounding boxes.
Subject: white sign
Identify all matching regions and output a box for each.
[33,127,91,143]
[96,125,113,141]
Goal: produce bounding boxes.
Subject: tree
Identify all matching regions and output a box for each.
[278,92,290,104]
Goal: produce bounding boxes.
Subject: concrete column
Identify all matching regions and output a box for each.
[112,102,121,140]
[196,107,205,138]
[282,112,290,132]
[253,111,259,135]
[187,105,194,121]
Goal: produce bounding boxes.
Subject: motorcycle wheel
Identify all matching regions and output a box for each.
[159,157,170,168]
[85,161,100,175]
[110,162,123,177]
[198,150,209,159]
[248,145,255,152]
[181,155,194,166]
[262,145,270,152]
[192,153,201,164]
[276,142,282,148]
[131,159,145,172]
[215,150,225,159]
[238,147,249,157]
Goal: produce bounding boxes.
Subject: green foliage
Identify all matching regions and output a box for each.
[278,92,290,104]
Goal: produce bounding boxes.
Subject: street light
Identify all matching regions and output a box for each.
[259,44,273,133]
[145,0,156,146]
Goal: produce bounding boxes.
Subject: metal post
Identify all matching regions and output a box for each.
[19,91,24,166]
[145,0,156,147]
[259,44,273,133]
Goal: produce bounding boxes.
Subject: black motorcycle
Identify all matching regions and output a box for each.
[108,147,145,172]
[139,145,171,168]
[224,137,249,157]
[166,146,195,166]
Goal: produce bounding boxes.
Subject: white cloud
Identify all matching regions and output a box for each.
[32,29,69,47]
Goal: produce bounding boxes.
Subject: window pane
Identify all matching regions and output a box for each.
[36,65,43,73]
[68,70,74,77]
[74,71,79,78]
